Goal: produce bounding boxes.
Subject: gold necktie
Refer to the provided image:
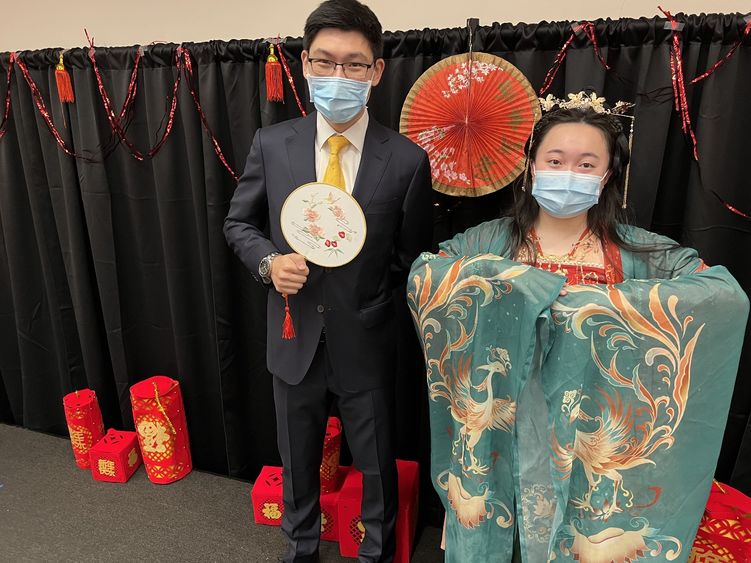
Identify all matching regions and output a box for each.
[322,135,350,191]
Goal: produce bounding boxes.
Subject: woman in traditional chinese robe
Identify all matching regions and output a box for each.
[408,101,749,562]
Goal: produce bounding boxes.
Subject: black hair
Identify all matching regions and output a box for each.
[303,0,384,60]
[505,106,667,261]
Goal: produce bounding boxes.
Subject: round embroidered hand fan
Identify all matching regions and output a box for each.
[400,52,540,197]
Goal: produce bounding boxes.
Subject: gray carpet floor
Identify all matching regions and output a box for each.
[0,424,444,562]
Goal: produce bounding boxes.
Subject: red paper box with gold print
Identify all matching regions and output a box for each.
[320,467,349,542]
[338,460,419,561]
[321,417,343,493]
[89,429,142,483]
[130,375,192,484]
[63,389,105,469]
[252,465,285,526]
[251,465,348,543]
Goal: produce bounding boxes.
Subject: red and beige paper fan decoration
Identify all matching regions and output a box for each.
[400,52,540,197]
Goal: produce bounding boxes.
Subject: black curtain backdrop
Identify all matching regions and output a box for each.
[1,13,750,524]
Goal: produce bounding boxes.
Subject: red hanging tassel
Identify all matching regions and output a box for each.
[282,294,296,339]
[265,43,284,102]
[55,52,75,103]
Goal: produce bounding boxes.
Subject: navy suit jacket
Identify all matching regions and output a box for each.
[224,112,433,390]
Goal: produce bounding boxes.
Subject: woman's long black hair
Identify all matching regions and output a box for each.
[504,107,656,259]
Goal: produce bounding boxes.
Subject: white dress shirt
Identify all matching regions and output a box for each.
[314,110,369,195]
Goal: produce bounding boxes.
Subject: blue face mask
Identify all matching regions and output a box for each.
[306,76,371,124]
[531,170,604,218]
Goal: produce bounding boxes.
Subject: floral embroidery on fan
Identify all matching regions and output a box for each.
[434,149,470,186]
[304,208,320,222]
[416,126,470,186]
[442,61,501,98]
[300,191,353,255]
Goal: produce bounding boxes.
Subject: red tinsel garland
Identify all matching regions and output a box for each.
[690,17,751,85]
[181,47,240,181]
[0,53,14,140]
[115,47,141,121]
[659,8,750,220]
[5,19,746,220]
[14,54,92,160]
[539,21,610,96]
[660,7,699,161]
[276,41,307,117]
[87,31,180,161]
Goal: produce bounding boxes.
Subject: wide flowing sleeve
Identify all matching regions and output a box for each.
[407,249,565,562]
[408,221,749,563]
[431,218,513,258]
[535,266,749,562]
[619,225,710,278]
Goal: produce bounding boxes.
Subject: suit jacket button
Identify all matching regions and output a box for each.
[316,305,325,313]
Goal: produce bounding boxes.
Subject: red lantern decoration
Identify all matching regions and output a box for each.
[130,375,192,484]
[63,389,105,469]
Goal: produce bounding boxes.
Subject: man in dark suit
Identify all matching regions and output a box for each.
[223,1,432,561]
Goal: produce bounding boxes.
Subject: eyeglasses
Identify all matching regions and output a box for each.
[307,58,374,79]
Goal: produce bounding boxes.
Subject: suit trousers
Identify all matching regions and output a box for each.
[273,338,398,563]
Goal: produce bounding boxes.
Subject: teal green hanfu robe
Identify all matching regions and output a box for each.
[407,218,749,563]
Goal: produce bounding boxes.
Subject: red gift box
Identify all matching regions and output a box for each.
[338,460,419,561]
[321,417,343,493]
[130,375,192,484]
[251,465,285,526]
[321,468,349,542]
[251,465,349,542]
[63,389,105,469]
[89,429,142,483]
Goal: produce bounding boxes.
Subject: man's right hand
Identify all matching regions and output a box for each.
[271,253,309,295]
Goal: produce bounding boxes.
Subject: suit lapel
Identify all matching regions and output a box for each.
[285,113,318,191]
[352,119,391,210]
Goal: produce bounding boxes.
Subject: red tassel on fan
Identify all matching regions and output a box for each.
[55,52,75,103]
[266,43,284,102]
[282,294,296,339]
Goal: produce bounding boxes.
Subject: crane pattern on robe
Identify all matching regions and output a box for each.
[409,254,528,530]
[550,284,703,523]
[407,253,717,560]
[407,218,748,563]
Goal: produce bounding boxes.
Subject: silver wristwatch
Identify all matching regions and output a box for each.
[258,252,280,284]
